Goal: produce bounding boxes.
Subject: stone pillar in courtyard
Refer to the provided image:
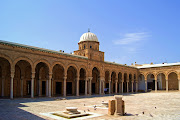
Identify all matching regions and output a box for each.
[155,79,157,92]
[89,77,92,95]
[85,77,88,95]
[10,71,14,99]
[76,77,79,96]
[108,80,111,94]
[131,80,134,93]
[49,73,52,97]
[145,79,147,92]
[127,80,129,93]
[64,76,67,97]
[102,79,105,95]
[166,79,168,92]
[31,72,35,98]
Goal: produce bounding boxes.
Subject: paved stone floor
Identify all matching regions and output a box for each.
[0,91,180,120]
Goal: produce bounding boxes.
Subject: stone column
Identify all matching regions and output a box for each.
[1,76,4,97]
[31,72,35,98]
[48,73,52,97]
[131,81,134,93]
[10,71,14,99]
[127,81,129,93]
[76,77,79,96]
[136,81,138,92]
[145,80,147,92]
[85,78,88,95]
[89,77,92,95]
[108,80,111,94]
[99,79,101,95]
[115,80,118,94]
[46,79,48,96]
[21,77,24,97]
[121,81,124,93]
[178,80,180,91]
[102,80,105,95]
[155,79,157,92]
[63,76,67,97]
[166,79,168,92]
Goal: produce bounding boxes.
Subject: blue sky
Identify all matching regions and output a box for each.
[0,0,180,65]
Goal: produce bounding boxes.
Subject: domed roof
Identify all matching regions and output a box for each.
[79,32,98,43]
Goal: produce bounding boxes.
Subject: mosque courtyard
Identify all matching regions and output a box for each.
[0,91,180,120]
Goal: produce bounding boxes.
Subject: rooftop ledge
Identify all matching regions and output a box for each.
[136,62,180,69]
[0,40,88,59]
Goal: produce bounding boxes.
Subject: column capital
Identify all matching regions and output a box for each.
[100,77,105,81]
[88,77,93,80]
[11,73,14,78]
[115,80,118,83]
[108,80,111,82]
[64,76,67,80]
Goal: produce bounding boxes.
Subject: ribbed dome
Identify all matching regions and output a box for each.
[79,32,98,43]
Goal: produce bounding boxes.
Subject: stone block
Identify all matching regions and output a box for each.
[114,95,123,116]
[108,100,115,115]
[122,100,125,115]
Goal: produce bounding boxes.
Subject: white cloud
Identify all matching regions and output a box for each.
[113,32,149,45]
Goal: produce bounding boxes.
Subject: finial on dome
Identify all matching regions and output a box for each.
[88,28,90,32]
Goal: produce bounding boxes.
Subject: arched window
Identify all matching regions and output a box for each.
[90,46,92,48]
[84,44,86,49]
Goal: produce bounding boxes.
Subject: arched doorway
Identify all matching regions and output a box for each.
[138,74,145,92]
[157,73,166,90]
[118,72,122,93]
[105,71,110,94]
[133,74,136,92]
[129,74,132,92]
[52,64,64,96]
[67,66,77,96]
[79,68,86,95]
[92,67,100,94]
[0,57,11,98]
[123,73,127,92]
[35,62,49,97]
[147,74,157,90]
[111,72,116,93]
[168,72,178,90]
[14,60,32,98]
